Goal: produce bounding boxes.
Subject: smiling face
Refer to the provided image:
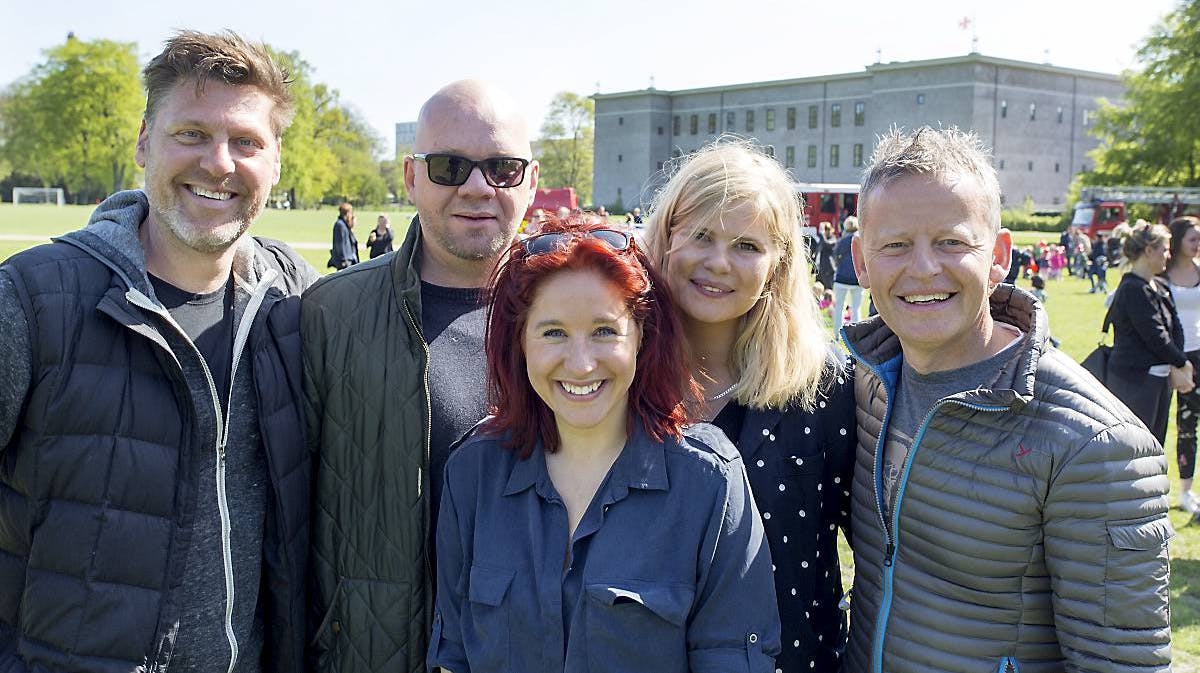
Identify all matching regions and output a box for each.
[664,202,777,332]
[523,269,640,441]
[852,173,1011,372]
[136,80,280,254]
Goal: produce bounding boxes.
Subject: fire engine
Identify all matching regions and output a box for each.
[793,182,859,231]
[1072,186,1200,237]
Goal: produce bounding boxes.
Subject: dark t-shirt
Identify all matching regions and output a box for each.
[150,274,233,410]
[421,281,489,573]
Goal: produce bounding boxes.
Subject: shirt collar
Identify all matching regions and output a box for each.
[501,422,671,498]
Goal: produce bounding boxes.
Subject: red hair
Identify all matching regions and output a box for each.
[484,216,700,458]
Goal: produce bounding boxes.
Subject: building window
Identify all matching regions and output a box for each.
[657,162,665,170]
[831,103,842,127]
[829,144,840,168]
[1082,163,1088,172]
[785,145,795,168]
[1054,162,1060,173]
[726,111,735,130]
[1000,100,1007,118]
[1057,106,1063,123]
[690,114,698,135]
[808,105,818,129]
[917,93,926,104]
[1029,103,1036,121]
[618,116,623,125]
[673,116,680,136]
[765,145,775,158]
[807,145,817,168]
[708,113,717,134]
[853,143,864,168]
[787,107,796,130]
[1083,110,1092,126]
[766,108,776,132]
[657,126,663,135]
[854,102,865,126]
[618,154,623,163]
[746,110,755,132]
[1028,161,1034,171]
[999,159,1005,170]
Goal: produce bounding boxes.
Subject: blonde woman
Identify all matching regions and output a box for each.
[646,139,855,672]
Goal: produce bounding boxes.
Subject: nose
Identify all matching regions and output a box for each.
[908,243,941,278]
[703,244,732,273]
[458,164,497,197]
[200,140,235,177]
[563,337,597,375]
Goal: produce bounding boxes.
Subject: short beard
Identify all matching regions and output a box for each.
[154,201,255,254]
[429,220,516,262]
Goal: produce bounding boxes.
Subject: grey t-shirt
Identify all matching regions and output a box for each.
[882,329,1027,519]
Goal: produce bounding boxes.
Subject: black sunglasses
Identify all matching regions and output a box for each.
[522,229,633,256]
[411,153,530,188]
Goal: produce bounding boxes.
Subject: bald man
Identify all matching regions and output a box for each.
[302,80,538,673]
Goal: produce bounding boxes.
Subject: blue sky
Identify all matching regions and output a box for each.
[2,0,1179,156]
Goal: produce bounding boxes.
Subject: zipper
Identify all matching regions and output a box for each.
[998,656,1018,673]
[841,332,1009,673]
[127,268,276,673]
[402,299,434,600]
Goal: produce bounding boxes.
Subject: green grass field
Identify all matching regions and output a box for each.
[1,205,1197,666]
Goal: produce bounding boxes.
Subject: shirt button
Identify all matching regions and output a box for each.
[749,633,758,644]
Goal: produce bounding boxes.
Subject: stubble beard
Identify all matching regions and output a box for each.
[149,182,261,255]
[428,216,517,263]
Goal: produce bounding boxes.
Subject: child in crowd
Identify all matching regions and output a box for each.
[1030,273,1047,303]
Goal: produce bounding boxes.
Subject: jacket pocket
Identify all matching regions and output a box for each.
[311,578,413,671]
[585,581,694,671]
[464,565,515,671]
[1104,516,1174,628]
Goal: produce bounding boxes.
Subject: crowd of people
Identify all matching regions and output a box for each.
[0,29,1178,673]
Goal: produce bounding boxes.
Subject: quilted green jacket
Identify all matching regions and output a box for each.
[302,218,432,673]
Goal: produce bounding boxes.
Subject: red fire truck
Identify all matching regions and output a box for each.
[793,182,859,231]
[524,187,578,221]
[1072,186,1200,237]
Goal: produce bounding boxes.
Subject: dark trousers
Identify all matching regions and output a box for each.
[1107,366,1172,447]
[1178,351,1200,480]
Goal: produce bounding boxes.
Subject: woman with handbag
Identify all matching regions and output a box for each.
[1163,216,1200,512]
[1106,222,1194,446]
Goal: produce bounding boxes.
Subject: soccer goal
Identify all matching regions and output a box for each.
[13,187,65,206]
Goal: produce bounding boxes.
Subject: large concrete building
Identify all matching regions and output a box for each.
[395,121,417,159]
[593,54,1124,212]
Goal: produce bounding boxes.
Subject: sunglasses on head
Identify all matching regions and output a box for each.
[521,229,634,256]
[411,153,530,188]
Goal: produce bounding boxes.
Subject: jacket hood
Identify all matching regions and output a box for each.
[841,284,1049,411]
[57,189,288,301]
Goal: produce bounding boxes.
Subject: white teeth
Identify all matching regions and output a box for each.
[903,293,951,304]
[189,186,232,201]
[699,284,726,293]
[561,381,602,396]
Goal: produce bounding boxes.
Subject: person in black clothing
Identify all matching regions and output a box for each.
[1106,222,1195,444]
[366,214,394,259]
[328,202,359,269]
[1087,232,1109,293]
[646,139,855,672]
[815,220,837,290]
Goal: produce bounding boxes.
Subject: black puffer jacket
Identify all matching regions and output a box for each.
[0,191,317,673]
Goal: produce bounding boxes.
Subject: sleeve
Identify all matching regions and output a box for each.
[822,359,856,538]
[687,459,781,673]
[1117,281,1188,367]
[0,268,34,453]
[1041,421,1173,672]
[428,462,471,673]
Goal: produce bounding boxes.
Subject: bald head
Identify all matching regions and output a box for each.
[403,79,539,287]
[414,79,532,155]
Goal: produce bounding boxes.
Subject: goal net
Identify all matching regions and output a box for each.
[13,187,65,206]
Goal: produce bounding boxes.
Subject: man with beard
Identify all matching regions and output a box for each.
[302,80,538,673]
[0,31,319,673]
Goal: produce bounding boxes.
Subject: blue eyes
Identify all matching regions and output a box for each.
[541,326,620,338]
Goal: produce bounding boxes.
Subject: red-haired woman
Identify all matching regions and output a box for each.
[427,218,781,673]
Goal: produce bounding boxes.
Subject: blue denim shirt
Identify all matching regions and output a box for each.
[428,423,781,673]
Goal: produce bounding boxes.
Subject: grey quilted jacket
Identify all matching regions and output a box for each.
[840,285,1173,673]
[302,219,431,673]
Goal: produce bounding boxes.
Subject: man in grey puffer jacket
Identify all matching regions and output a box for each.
[841,126,1172,673]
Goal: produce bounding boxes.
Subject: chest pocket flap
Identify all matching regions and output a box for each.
[468,565,515,607]
[1107,516,1175,550]
[586,582,695,627]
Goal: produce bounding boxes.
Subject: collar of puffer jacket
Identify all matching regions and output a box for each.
[841,284,1049,412]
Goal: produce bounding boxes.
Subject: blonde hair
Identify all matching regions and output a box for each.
[646,138,830,411]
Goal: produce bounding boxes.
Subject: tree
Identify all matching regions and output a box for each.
[270,49,338,208]
[1087,1,1200,188]
[0,35,142,202]
[536,92,594,204]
